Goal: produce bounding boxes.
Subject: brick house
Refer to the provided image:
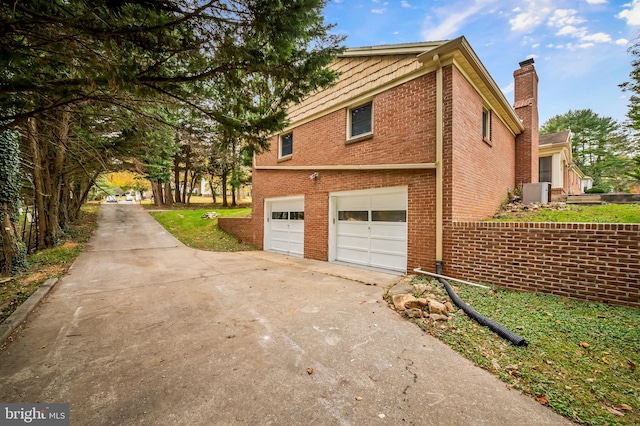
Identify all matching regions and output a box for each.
[221,36,543,274]
[539,130,589,197]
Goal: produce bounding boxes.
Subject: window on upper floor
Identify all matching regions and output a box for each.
[279,132,293,158]
[348,101,373,141]
[482,107,492,143]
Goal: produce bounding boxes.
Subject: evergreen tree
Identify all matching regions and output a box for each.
[541,109,637,191]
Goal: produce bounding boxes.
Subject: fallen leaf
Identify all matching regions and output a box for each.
[580,342,590,348]
[576,349,584,356]
[306,368,313,375]
[355,396,363,401]
[536,394,549,405]
[604,406,625,417]
[602,357,610,364]
[586,378,596,383]
[546,312,553,316]
[368,375,377,382]
[545,360,554,365]
[40,345,46,349]
[378,413,386,418]
[627,359,636,371]
[616,404,632,411]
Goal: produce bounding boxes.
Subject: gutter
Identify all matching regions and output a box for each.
[252,161,437,171]
[434,53,444,262]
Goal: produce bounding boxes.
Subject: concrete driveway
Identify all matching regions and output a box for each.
[0,204,572,425]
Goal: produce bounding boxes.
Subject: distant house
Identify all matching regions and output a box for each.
[222,36,545,274]
[538,130,590,197]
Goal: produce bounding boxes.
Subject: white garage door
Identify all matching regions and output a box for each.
[264,197,304,257]
[331,187,407,273]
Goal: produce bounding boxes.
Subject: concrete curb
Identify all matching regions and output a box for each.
[0,277,58,345]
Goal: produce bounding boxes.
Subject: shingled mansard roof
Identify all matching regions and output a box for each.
[286,36,525,136]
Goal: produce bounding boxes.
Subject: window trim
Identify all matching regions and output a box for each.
[347,101,374,142]
[279,132,293,159]
[482,106,492,145]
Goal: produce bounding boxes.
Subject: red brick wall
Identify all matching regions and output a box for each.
[255,74,437,168]
[217,217,259,247]
[449,66,516,221]
[442,221,640,308]
[514,62,539,186]
[250,169,437,269]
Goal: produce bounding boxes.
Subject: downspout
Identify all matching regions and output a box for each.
[434,54,444,264]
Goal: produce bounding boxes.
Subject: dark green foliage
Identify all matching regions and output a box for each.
[541,109,637,191]
[585,186,608,194]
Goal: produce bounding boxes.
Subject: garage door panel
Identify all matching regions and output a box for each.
[370,238,405,254]
[265,197,304,257]
[370,252,406,271]
[332,188,407,273]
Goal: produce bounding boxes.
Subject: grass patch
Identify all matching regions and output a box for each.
[1,204,99,323]
[401,276,639,426]
[489,203,640,223]
[149,208,256,252]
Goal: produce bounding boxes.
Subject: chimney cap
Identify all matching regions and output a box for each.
[519,58,535,67]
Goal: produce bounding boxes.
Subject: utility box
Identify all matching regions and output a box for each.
[522,182,551,204]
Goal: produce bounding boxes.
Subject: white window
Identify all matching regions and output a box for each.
[348,101,373,140]
[279,132,293,158]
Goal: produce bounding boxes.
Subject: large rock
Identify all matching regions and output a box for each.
[392,294,416,311]
[444,301,456,313]
[404,308,424,319]
[413,283,428,295]
[428,300,448,315]
[405,299,427,309]
[428,313,449,322]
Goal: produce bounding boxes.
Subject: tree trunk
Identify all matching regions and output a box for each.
[208,180,217,204]
[221,171,228,207]
[0,203,24,276]
[151,181,163,206]
[163,182,173,207]
[174,155,182,203]
[28,117,50,247]
[231,186,236,206]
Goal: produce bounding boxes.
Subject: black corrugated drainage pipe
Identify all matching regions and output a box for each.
[423,262,528,346]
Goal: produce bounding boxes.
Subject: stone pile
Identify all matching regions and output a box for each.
[201,212,219,219]
[389,282,457,323]
[492,201,570,219]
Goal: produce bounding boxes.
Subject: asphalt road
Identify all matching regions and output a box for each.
[0,204,573,425]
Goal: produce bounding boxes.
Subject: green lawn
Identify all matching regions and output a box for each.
[489,203,640,223]
[149,208,256,252]
[399,276,640,426]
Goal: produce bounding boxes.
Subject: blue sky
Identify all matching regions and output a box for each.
[323,0,638,126]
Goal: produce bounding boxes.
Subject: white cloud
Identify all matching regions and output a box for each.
[501,81,514,95]
[618,0,640,25]
[509,1,553,32]
[421,0,493,40]
[556,25,588,37]
[581,32,612,43]
[372,8,386,14]
[401,0,411,8]
[586,0,607,3]
[578,42,595,48]
[547,9,586,27]
[616,38,630,46]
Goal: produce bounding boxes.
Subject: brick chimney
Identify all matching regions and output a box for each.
[513,58,539,186]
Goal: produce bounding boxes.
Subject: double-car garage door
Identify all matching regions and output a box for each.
[264,187,407,272]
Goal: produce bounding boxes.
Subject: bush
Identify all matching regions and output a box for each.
[585,186,607,193]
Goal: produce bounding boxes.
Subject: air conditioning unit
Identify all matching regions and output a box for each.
[522,182,551,204]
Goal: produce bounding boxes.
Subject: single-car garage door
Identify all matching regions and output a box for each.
[264,196,304,257]
[330,187,407,273]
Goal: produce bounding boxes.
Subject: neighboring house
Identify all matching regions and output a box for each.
[226,36,543,274]
[538,130,589,198]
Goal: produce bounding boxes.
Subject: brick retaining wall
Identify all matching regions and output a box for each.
[442,222,640,308]
[218,217,259,247]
